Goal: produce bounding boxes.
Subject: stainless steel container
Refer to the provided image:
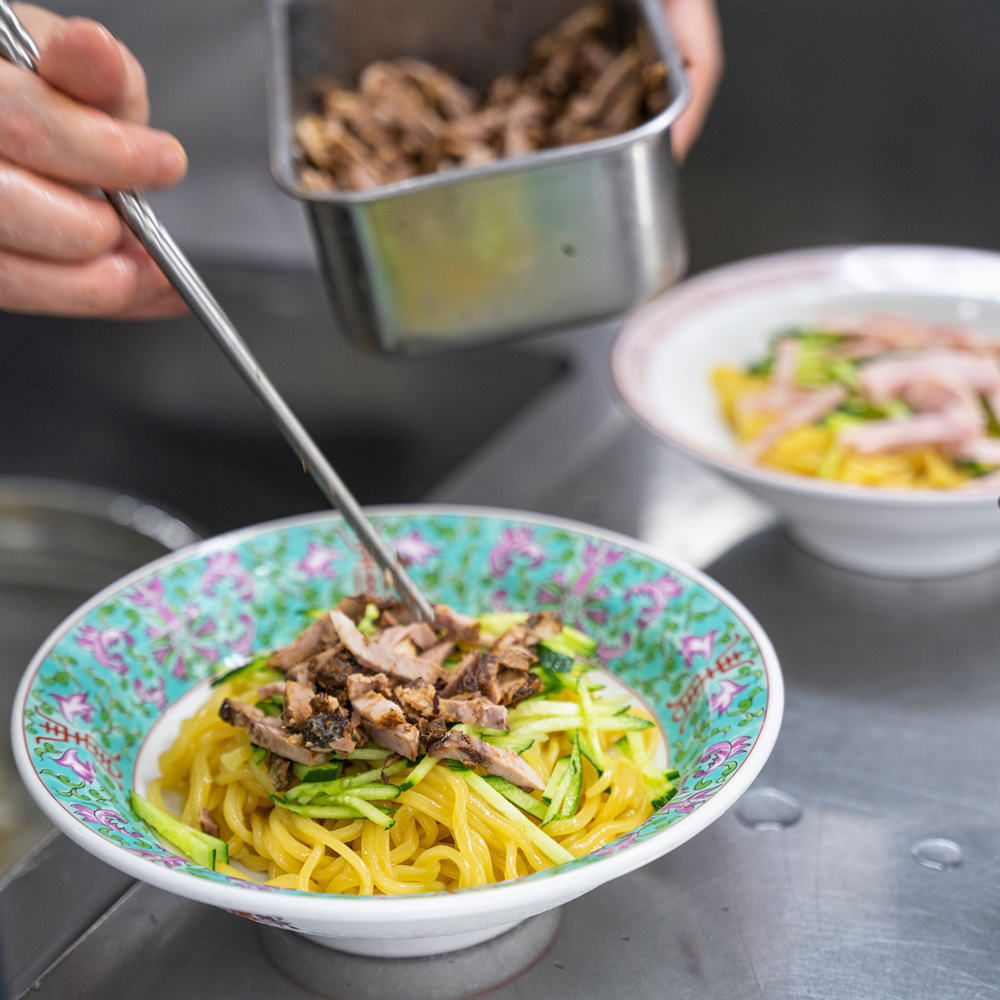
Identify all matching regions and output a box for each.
[265,0,689,355]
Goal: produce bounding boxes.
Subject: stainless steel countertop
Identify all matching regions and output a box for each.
[7,322,1000,999]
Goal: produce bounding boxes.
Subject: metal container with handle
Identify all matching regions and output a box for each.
[266,0,690,355]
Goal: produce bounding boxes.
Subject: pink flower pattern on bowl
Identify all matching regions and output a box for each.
[18,509,774,912]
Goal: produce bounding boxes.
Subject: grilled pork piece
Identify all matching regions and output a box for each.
[330,610,441,684]
[419,639,455,667]
[495,668,544,707]
[436,696,508,730]
[311,647,356,695]
[361,719,420,760]
[378,622,438,651]
[199,807,220,838]
[428,730,544,791]
[394,681,438,718]
[351,690,408,729]
[282,680,315,730]
[439,650,482,698]
[257,681,285,699]
[268,755,293,792]
[300,710,357,755]
[433,604,480,642]
[267,616,336,671]
[219,699,329,766]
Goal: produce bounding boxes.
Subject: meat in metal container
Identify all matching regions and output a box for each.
[265,0,690,355]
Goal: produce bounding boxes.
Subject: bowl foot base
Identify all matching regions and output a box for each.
[302,920,519,956]
[261,907,561,998]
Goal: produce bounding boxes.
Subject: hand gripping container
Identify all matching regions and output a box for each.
[266,0,690,354]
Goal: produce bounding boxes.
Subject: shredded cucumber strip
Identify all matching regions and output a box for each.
[577,675,605,771]
[510,714,653,740]
[481,775,547,820]
[508,696,629,721]
[461,772,573,866]
[399,755,438,791]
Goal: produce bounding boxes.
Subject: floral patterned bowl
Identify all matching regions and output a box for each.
[12,506,782,957]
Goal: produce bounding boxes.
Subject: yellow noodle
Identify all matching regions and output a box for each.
[154,667,665,894]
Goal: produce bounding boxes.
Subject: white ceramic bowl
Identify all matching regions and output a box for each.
[13,506,782,956]
[611,245,1000,578]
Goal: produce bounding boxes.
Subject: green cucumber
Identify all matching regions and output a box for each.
[478,612,529,634]
[255,696,283,717]
[340,747,392,760]
[511,714,653,740]
[536,645,574,674]
[577,675,605,771]
[131,792,228,869]
[337,794,395,829]
[293,760,343,783]
[540,627,596,660]
[650,785,678,810]
[576,731,604,773]
[508,698,630,721]
[357,602,380,636]
[542,758,571,803]
[482,733,536,753]
[461,771,573,866]
[543,734,582,825]
[251,745,267,766]
[481,775,548,820]
[273,798,365,820]
[399,755,438,791]
[210,657,277,688]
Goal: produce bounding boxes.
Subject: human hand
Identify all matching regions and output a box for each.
[0,3,188,317]
[661,0,723,162]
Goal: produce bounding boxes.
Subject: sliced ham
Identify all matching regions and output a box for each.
[427,730,544,791]
[957,437,1000,465]
[436,697,509,730]
[860,349,1000,404]
[744,385,847,460]
[840,410,983,453]
[822,314,1000,357]
[330,610,441,684]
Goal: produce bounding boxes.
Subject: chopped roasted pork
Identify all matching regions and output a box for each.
[427,730,544,791]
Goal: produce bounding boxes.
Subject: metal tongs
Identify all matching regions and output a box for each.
[0,0,435,622]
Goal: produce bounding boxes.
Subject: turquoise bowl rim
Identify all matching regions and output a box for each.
[12,505,783,932]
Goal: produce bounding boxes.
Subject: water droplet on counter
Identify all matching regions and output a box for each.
[735,787,802,830]
[911,838,962,870]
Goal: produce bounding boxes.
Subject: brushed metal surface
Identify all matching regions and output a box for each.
[15,324,1000,997]
[266,0,689,353]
